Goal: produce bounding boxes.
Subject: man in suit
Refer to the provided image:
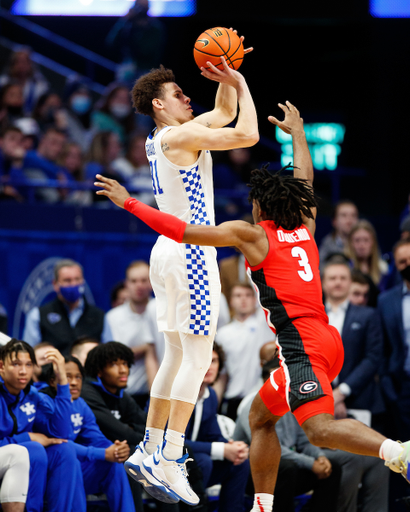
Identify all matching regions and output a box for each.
[23,259,108,354]
[322,259,384,421]
[378,238,410,441]
[321,259,389,512]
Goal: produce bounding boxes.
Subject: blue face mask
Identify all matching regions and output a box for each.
[59,284,84,303]
[70,95,91,115]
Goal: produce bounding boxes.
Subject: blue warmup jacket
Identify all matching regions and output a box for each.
[0,377,71,446]
[38,387,111,461]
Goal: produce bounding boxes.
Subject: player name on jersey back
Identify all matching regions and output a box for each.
[277,228,310,243]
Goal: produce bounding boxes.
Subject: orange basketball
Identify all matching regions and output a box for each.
[193,27,244,72]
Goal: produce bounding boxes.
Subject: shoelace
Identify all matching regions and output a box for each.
[177,458,194,480]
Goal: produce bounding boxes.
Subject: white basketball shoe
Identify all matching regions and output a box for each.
[385,441,410,483]
[124,442,179,504]
[142,444,200,506]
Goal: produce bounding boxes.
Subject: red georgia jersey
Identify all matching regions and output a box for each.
[245,220,328,334]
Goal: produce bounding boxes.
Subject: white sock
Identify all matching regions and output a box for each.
[251,493,274,512]
[379,439,402,461]
[144,427,164,455]
[163,429,185,460]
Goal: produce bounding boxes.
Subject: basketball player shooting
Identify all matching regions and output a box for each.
[96,101,410,511]
[96,45,258,505]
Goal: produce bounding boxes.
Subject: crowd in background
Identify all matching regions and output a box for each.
[2,208,410,511]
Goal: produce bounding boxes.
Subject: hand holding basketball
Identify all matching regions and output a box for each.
[194,27,250,72]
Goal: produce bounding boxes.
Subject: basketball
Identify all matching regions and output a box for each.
[193,27,244,72]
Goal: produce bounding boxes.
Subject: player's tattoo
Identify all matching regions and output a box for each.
[162,143,170,152]
[206,122,212,128]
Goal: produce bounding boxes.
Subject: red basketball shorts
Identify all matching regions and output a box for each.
[259,317,344,426]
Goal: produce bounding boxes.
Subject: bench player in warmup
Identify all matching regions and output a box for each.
[104,49,258,505]
[96,100,410,512]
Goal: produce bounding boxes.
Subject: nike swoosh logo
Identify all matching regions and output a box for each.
[28,417,35,422]
[153,453,160,465]
[74,429,81,434]
[197,38,209,48]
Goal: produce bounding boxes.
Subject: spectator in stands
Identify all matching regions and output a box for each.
[62,78,95,151]
[32,91,65,135]
[0,82,25,133]
[345,220,388,299]
[321,260,385,427]
[42,355,136,512]
[106,0,165,86]
[0,48,48,114]
[58,142,92,206]
[70,336,99,366]
[20,126,69,204]
[214,282,276,419]
[0,339,80,512]
[349,270,371,306]
[85,131,123,204]
[378,237,410,441]
[13,117,40,151]
[23,258,108,353]
[0,126,25,201]
[104,260,157,408]
[184,342,250,512]
[319,200,359,264]
[0,444,30,512]
[110,280,129,308]
[91,84,135,145]
[81,341,146,511]
[112,133,155,205]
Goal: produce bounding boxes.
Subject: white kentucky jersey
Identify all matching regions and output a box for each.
[145,126,220,336]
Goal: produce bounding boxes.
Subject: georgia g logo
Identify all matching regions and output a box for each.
[299,381,318,394]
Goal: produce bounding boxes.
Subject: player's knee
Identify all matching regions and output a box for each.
[249,394,276,432]
[302,416,332,446]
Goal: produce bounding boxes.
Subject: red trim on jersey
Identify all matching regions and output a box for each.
[124,197,186,243]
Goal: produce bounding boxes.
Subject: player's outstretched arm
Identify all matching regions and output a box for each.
[94,175,265,261]
[268,101,314,185]
[268,102,316,233]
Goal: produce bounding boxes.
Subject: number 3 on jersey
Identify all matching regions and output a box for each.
[150,159,163,195]
[291,246,313,282]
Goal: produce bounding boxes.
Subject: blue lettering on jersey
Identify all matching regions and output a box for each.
[146,142,156,157]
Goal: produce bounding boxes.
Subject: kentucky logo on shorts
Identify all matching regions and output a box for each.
[299,381,318,394]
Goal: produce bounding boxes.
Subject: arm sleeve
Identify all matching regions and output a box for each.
[35,385,72,438]
[0,433,31,447]
[69,440,106,462]
[124,197,186,243]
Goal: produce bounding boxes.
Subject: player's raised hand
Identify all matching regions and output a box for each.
[229,28,253,56]
[44,348,68,386]
[268,101,304,135]
[201,56,245,88]
[94,174,131,208]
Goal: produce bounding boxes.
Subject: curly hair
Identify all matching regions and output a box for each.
[248,164,318,231]
[84,341,134,379]
[0,338,36,364]
[131,65,175,117]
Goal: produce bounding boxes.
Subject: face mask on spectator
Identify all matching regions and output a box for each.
[59,284,85,303]
[110,103,132,119]
[400,265,410,282]
[70,95,91,115]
